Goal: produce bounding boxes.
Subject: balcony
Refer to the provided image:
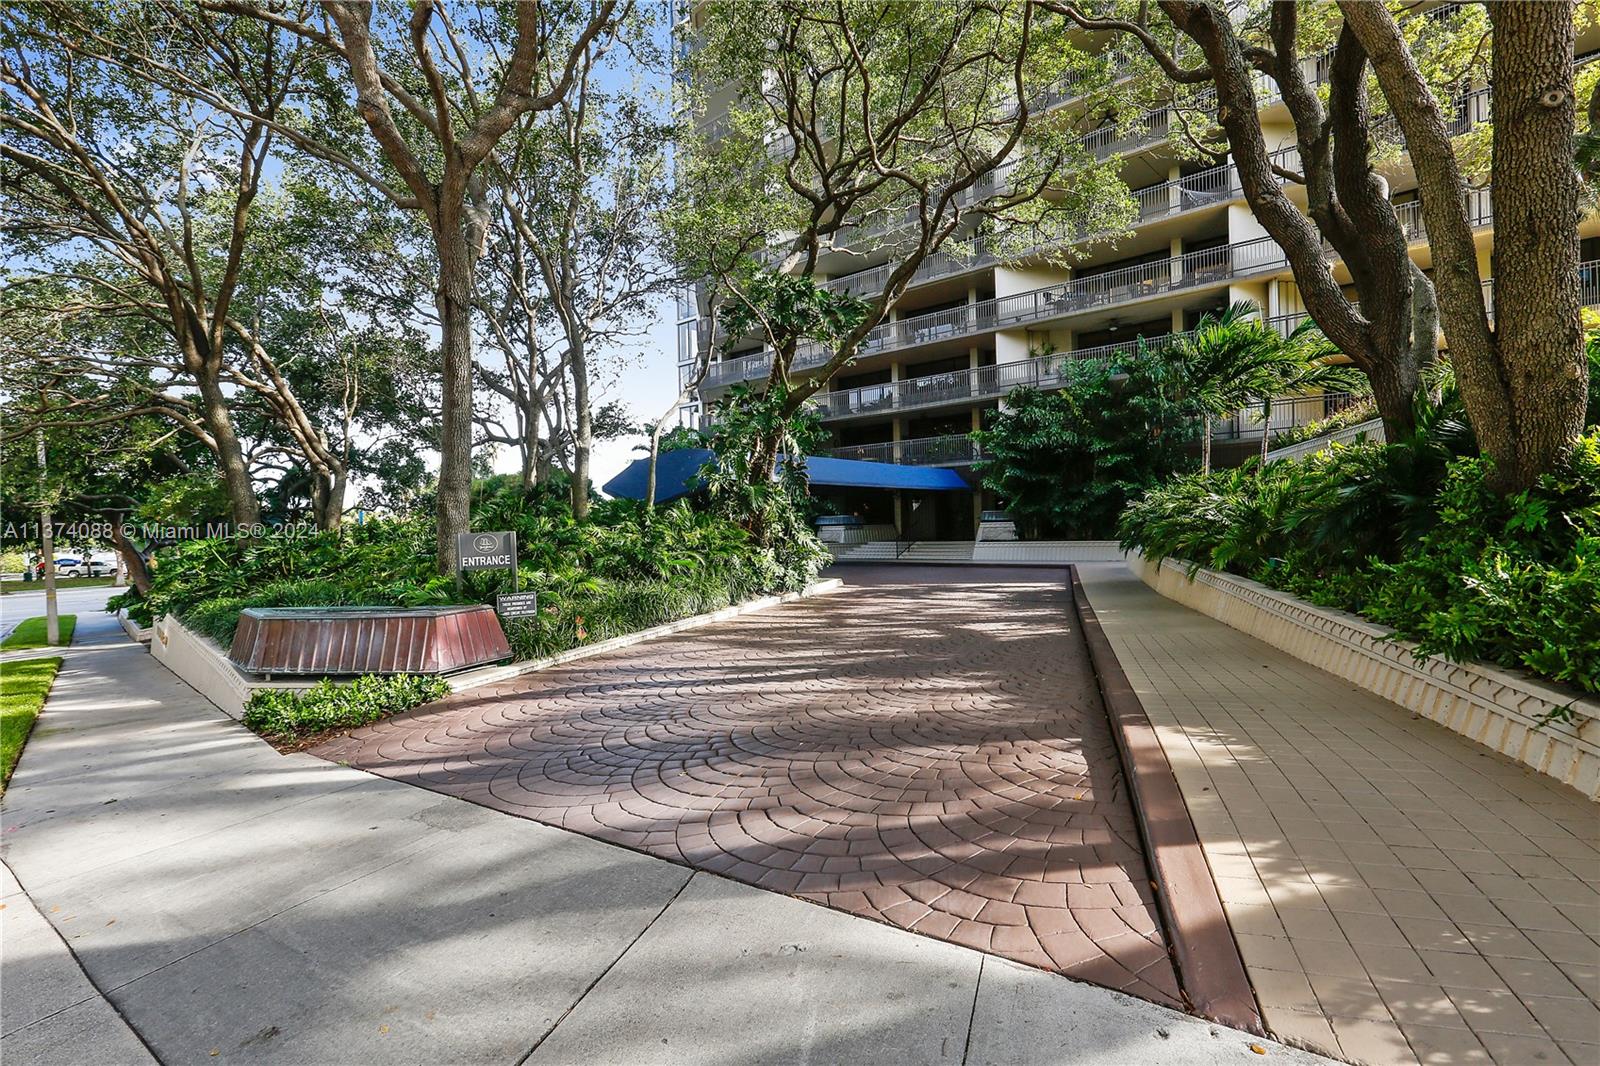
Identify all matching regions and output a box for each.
[703,234,1291,389]
[1209,391,1366,442]
[828,433,982,467]
[811,335,1189,422]
[705,182,1514,395]
[821,156,1249,302]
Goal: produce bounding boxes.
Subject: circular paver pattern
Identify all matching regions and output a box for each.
[316,566,1182,1005]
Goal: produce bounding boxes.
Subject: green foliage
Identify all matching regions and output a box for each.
[1120,430,1600,694]
[699,384,831,575]
[2,656,60,792]
[973,355,1200,539]
[109,520,448,637]
[1,616,77,650]
[658,425,707,452]
[118,477,828,658]
[243,674,451,739]
[1268,398,1380,449]
[716,272,870,356]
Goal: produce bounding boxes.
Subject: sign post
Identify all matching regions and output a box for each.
[456,531,534,619]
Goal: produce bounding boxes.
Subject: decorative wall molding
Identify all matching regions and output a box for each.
[1133,555,1600,801]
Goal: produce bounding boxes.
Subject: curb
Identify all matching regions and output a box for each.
[1066,565,1264,1036]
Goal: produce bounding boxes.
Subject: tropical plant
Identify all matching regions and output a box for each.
[700,383,829,562]
[244,674,451,739]
[1120,428,1600,693]
[973,353,1200,539]
[1165,301,1365,472]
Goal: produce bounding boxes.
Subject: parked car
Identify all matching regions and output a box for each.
[33,552,117,579]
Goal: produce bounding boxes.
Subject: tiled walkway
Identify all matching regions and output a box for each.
[317,567,1184,1006]
[1076,563,1600,1066]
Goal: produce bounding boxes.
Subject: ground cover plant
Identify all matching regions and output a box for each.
[111,477,828,662]
[243,674,451,740]
[1,656,60,790]
[1120,424,1600,694]
[2,615,77,650]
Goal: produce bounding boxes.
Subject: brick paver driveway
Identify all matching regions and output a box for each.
[317,566,1182,1006]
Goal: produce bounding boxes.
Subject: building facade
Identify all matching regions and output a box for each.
[675,7,1600,540]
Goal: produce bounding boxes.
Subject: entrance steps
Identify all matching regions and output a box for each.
[828,541,975,564]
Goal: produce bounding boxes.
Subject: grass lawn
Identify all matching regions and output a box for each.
[1,656,61,791]
[0,576,114,595]
[1,616,76,650]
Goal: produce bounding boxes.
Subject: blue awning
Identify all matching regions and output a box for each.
[602,448,971,503]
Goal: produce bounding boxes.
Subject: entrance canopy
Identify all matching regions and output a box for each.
[602,448,970,504]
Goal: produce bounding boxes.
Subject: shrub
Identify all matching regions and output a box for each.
[973,356,1200,539]
[117,487,827,660]
[1120,429,1600,693]
[1267,397,1379,449]
[243,674,451,738]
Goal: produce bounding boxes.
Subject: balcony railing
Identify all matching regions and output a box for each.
[828,433,982,466]
[1209,391,1365,442]
[820,156,1251,301]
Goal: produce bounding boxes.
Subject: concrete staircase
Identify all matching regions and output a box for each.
[828,541,976,564]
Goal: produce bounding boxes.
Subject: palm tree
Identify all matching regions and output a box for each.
[1251,320,1368,464]
[1167,301,1286,473]
[1167,301,1367,472]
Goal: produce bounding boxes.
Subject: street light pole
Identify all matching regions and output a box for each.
[35,425,60,646]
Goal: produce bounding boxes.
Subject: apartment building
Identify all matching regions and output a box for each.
[673,7,1600,541]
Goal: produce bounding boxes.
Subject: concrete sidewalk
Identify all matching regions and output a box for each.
[1077,563,1600,1066]
[1,631,1331,1064]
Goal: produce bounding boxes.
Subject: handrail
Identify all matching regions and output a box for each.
[828,433,982,466]
[1264,417,1385,463]
[821,156,1250,300]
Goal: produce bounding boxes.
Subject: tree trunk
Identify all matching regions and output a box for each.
[1200,419,1212,474]
[195,373,261,526]
[1144,1,1420,442]
[1259,401,1271,465]
[1344,0,1587,490]
[434,231,477,571]
[569,335,592,521]
[1367,356,1417,444]
[109,515,153,596]
[1486,1,1587,487]
[312,466,346,530]
[645,424,661,515]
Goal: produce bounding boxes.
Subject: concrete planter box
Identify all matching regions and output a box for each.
[152,579,845,721]
[1133,555,1600,800]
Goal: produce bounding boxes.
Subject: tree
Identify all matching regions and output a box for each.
[1166,301,1363,471]
[1340,1,1588,491]
[208,0,624,567]
[973,358,1200,539]
[1044,0,1450,446]
[678,0,1137,483]
[481,14,676,517]
[1051,1,1591,491]
[1,2,322,524]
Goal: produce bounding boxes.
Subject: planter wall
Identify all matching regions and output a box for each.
[1133,555,1600,801]
[151,579,846,721]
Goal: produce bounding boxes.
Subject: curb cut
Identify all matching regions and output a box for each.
[1066,565,1265,1036]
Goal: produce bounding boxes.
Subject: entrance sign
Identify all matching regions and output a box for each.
[455,531,519,595]
[496,591,539,619]
[457,531,516,571]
